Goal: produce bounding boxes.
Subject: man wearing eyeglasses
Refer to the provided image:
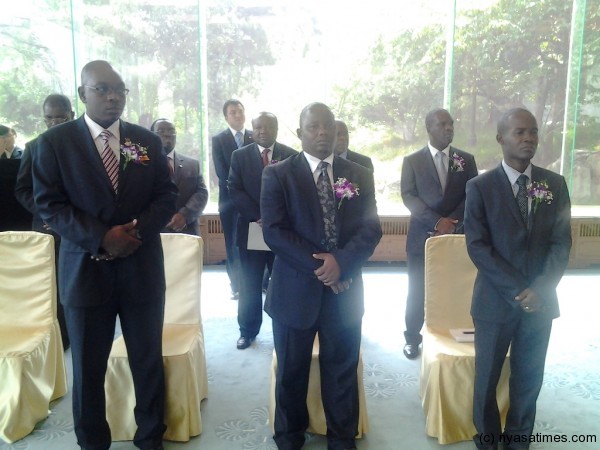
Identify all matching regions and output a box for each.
[15,93,75,350]
[32,60,177,450]
[151,118,208,234]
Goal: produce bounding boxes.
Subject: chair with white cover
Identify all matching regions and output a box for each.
[0,231,67,443]
[105,233,207,442]
[269,334,369,438]
[420,234,510,444]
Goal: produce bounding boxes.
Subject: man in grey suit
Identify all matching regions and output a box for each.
[32,60,177,450]
[151,118,208,235]
[228,112,297,349]
[465,108,571,450]
[334,120,374,172]
[400,108,478,359]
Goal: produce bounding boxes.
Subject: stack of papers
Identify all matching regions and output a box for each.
[449,328,475,342]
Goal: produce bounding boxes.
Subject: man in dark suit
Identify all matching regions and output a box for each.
[0,126,23,159]
[151,118,208,235]
[32,60,177,450]
[228,112,297,350]
[464,108,571,450]
[261,103,382,450]
[15,93,75,349]
[212,99,253,299]
[334,120,374,171]
[400,108,478,359]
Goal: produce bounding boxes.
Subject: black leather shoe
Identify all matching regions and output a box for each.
[403,343,420,359]
[237,336,255,349]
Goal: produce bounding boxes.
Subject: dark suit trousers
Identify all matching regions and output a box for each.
[404,251,425,345]
[238,247,274,337]
[64,287,166,450]
[473,316,552,450]
[219,199,240,293]
[272,297,361,450]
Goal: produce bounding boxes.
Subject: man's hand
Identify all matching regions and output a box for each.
[435,217,458,235]
[329,279,353,294]
[100,220,141,259]
[166,213,187,232]
[314,252,353,294]
[515,288,542,313]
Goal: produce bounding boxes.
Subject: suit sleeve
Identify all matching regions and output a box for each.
[228,151,261,221]
[212,135,229,183]
[332,169,382,277]
[14,143,36,214]
[261,166,323,275]
[179,160,208,223]
[401,155,442,228]
[464,178,529,304]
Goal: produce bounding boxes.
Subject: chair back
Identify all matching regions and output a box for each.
[0,231,56,327]
[424,234,477,331]
[160,233,203,325]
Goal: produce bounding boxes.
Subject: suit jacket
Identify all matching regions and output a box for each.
[261,153,382,329]
[228,141,297,248]
[464,164,571,323]
[32,116,178,307]
[169,151,208,234]
[212,128,253,209]
[401,146,477,255]
[346,149,374,172]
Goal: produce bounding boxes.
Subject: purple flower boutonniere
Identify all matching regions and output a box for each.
[121,139,150,170]
[270,159,279,165]
[333,177,360,209]
[527,180,553,213]
[450,153,465,172]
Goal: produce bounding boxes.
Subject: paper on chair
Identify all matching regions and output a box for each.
[247,222,270,251]
[449,328,475,342]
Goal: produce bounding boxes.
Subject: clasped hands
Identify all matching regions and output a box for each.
[313,253,352,294]
[515,287,542,313]
[430,217,458,236]
[92,219,141,261]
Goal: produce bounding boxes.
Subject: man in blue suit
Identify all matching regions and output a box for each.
[465,108,571,450]
[212,99,253,299]
[32,60,177,450]
[261,103,382,450]
[228,112,297,349]
[400,108,478,358]
[334,120,374,172]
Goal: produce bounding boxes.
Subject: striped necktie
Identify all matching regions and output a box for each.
[100,130,119,193]
[235,131,243,149]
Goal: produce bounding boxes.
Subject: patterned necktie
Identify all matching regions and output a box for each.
[262,148,270,167]
[235,131,243,149]
[316,161,336,251]
[516,174,529,226]
[435,151,447,193]
[100,130,119,193]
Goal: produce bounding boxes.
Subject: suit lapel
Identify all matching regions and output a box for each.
[421,147,443,192]
[494,164,525,228]
[293,153,323,230]
[76,117,116,196]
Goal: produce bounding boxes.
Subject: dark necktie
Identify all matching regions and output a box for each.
[235,131,243,149]
[516,174,529,226]
[262,148,270,167]
[317,161,336,251]
[100,130,119,194]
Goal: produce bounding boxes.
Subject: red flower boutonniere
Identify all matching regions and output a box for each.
[527,180,553,213]
[333,177,360,209]
[121,139,150,169]
[450,153,465,172]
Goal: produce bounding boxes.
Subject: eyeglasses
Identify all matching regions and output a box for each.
[44,116,70,125]
[155,131,177,137]
[84,85,130,97]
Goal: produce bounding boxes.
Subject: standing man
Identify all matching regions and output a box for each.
[334,120,374,171]
[32,60,177,450]
[15,93,75,349]
[0,126,23,159]
[400,108,477,359]
[151,118,208,234]
[261,103,381,450]
[212,99,253,299]
[228,112,297,350]
[464,108,571,450]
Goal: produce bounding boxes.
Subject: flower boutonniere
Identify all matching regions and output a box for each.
[333,177,360,209]
[270,159,279,165]
[449,153,465,172]
[527,180,553,213]
[120,139,150,169]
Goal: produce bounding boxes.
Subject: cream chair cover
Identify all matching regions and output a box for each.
[0,231,67,443]
[105,234,207,442]
[420,234,510,444]
[269,335,369,438]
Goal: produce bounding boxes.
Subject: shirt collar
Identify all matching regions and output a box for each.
[229,127,245,138]
[428,142,449,159]
[303,151,334,174]
[84,113,120,140]
[502,160,532,186]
